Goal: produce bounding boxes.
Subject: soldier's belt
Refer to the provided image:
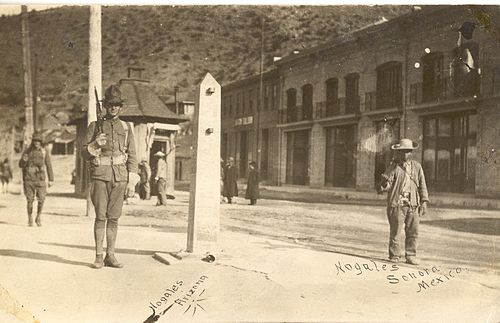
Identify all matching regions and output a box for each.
[96,154,127,165]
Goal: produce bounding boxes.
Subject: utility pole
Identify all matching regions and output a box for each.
[21,5,34,146]
[256,15,264,167]
[174,85,180,114]
[32,53,39,132]
[86,5,102,217]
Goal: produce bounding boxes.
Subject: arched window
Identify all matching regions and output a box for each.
[302,84,313,120]
[376,61,402,109]
[345,73,360,114]
[286,88,297,122]
[325,78,339,116]
[451,42,479,97]
[422,52,444,102]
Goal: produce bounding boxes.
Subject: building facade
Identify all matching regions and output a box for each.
[222,6,500,197]
[221,69,281,183]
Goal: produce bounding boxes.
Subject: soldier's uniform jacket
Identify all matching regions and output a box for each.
[19,147,54,183]
[82,118,138,181]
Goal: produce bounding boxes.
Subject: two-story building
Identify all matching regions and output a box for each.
[222,5,500,197]
[221,69,281,182]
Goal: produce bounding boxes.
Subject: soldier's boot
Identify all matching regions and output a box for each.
[104,219,123,268]
[27,202,34,227]
[92,254,104,269]
[35,201,44,227]
[92,218,106,269]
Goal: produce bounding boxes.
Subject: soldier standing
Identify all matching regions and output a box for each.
[19,132,54,227]
[83,85,139,269]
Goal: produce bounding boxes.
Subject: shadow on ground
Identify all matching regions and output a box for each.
[39,242,177,256]
[422,217,500,236]
[47,192,85,199]
[0,249,91,267]
[121,223,187,233]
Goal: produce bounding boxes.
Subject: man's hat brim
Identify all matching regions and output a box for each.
[391,140,419,150]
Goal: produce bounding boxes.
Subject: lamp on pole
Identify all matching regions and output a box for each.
[256,15,264,167]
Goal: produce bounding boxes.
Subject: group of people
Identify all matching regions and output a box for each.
[221,157,260,205]
[12,83,430,268]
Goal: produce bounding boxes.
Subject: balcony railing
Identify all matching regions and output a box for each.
[376,88,403,110]
[409,75,480,105]
[345,95,360,114]
[365,91,376,112]
[278,104,313,124]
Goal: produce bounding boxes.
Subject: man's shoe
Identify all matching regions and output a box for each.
[28,216,33,227]
[104,254,123,268]
[92,254,104,269]
[35,216,42,227]
[406,257,420,265]
[389,257,400,263]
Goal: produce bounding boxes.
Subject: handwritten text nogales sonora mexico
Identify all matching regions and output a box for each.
[334,260,467,293]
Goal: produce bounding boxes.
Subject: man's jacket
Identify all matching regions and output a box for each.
[82,118,138,182]
[380,159,429,207]
[19,146,54,183]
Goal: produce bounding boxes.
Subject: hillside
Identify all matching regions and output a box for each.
[0,5,413,128]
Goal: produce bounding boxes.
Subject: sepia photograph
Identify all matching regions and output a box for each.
[0,3,499,322]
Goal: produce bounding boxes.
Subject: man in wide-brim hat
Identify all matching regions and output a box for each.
[379,138,429,266]
[83,84,139,269]
[154,150,168,206]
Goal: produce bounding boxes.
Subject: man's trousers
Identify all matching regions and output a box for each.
[387,205,419,259]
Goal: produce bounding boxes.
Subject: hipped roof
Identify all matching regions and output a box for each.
[118,79,189,124]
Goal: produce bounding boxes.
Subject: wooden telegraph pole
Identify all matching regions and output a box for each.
[86,5,102,217]
[21,5,34,146]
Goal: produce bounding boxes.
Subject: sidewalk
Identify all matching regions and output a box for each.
[255,184,500,210]
[0,186,499,323]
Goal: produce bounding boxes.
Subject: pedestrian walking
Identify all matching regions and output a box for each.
[1,158,13,194]
[154,151,167,206]
[18,132,54,227]
[83,84,139,269]
[379,138,429,265]
[138,158,151,200]
[223,157,238,204]
[220,158,226,203]
[245,161,259,205]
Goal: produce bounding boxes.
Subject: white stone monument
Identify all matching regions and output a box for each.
[186,73,221,253]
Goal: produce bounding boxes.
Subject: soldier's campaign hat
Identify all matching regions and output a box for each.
[32,132,44,143]
[103,85,124,106]
[391,138,419,150]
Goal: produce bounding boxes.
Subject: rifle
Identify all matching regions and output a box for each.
[94,86,103,134]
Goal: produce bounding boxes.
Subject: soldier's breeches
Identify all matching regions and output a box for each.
[23,181,46,203]
[91,179,127,220]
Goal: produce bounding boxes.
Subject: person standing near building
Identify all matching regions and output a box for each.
[245,161,259,205]
[223,157,238,204]
[379,138,429,265]
[138,158,151,200]
[83,84,139,269]
[154,151,167,206]
[18,132,54,227]
[1,158,13,194]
